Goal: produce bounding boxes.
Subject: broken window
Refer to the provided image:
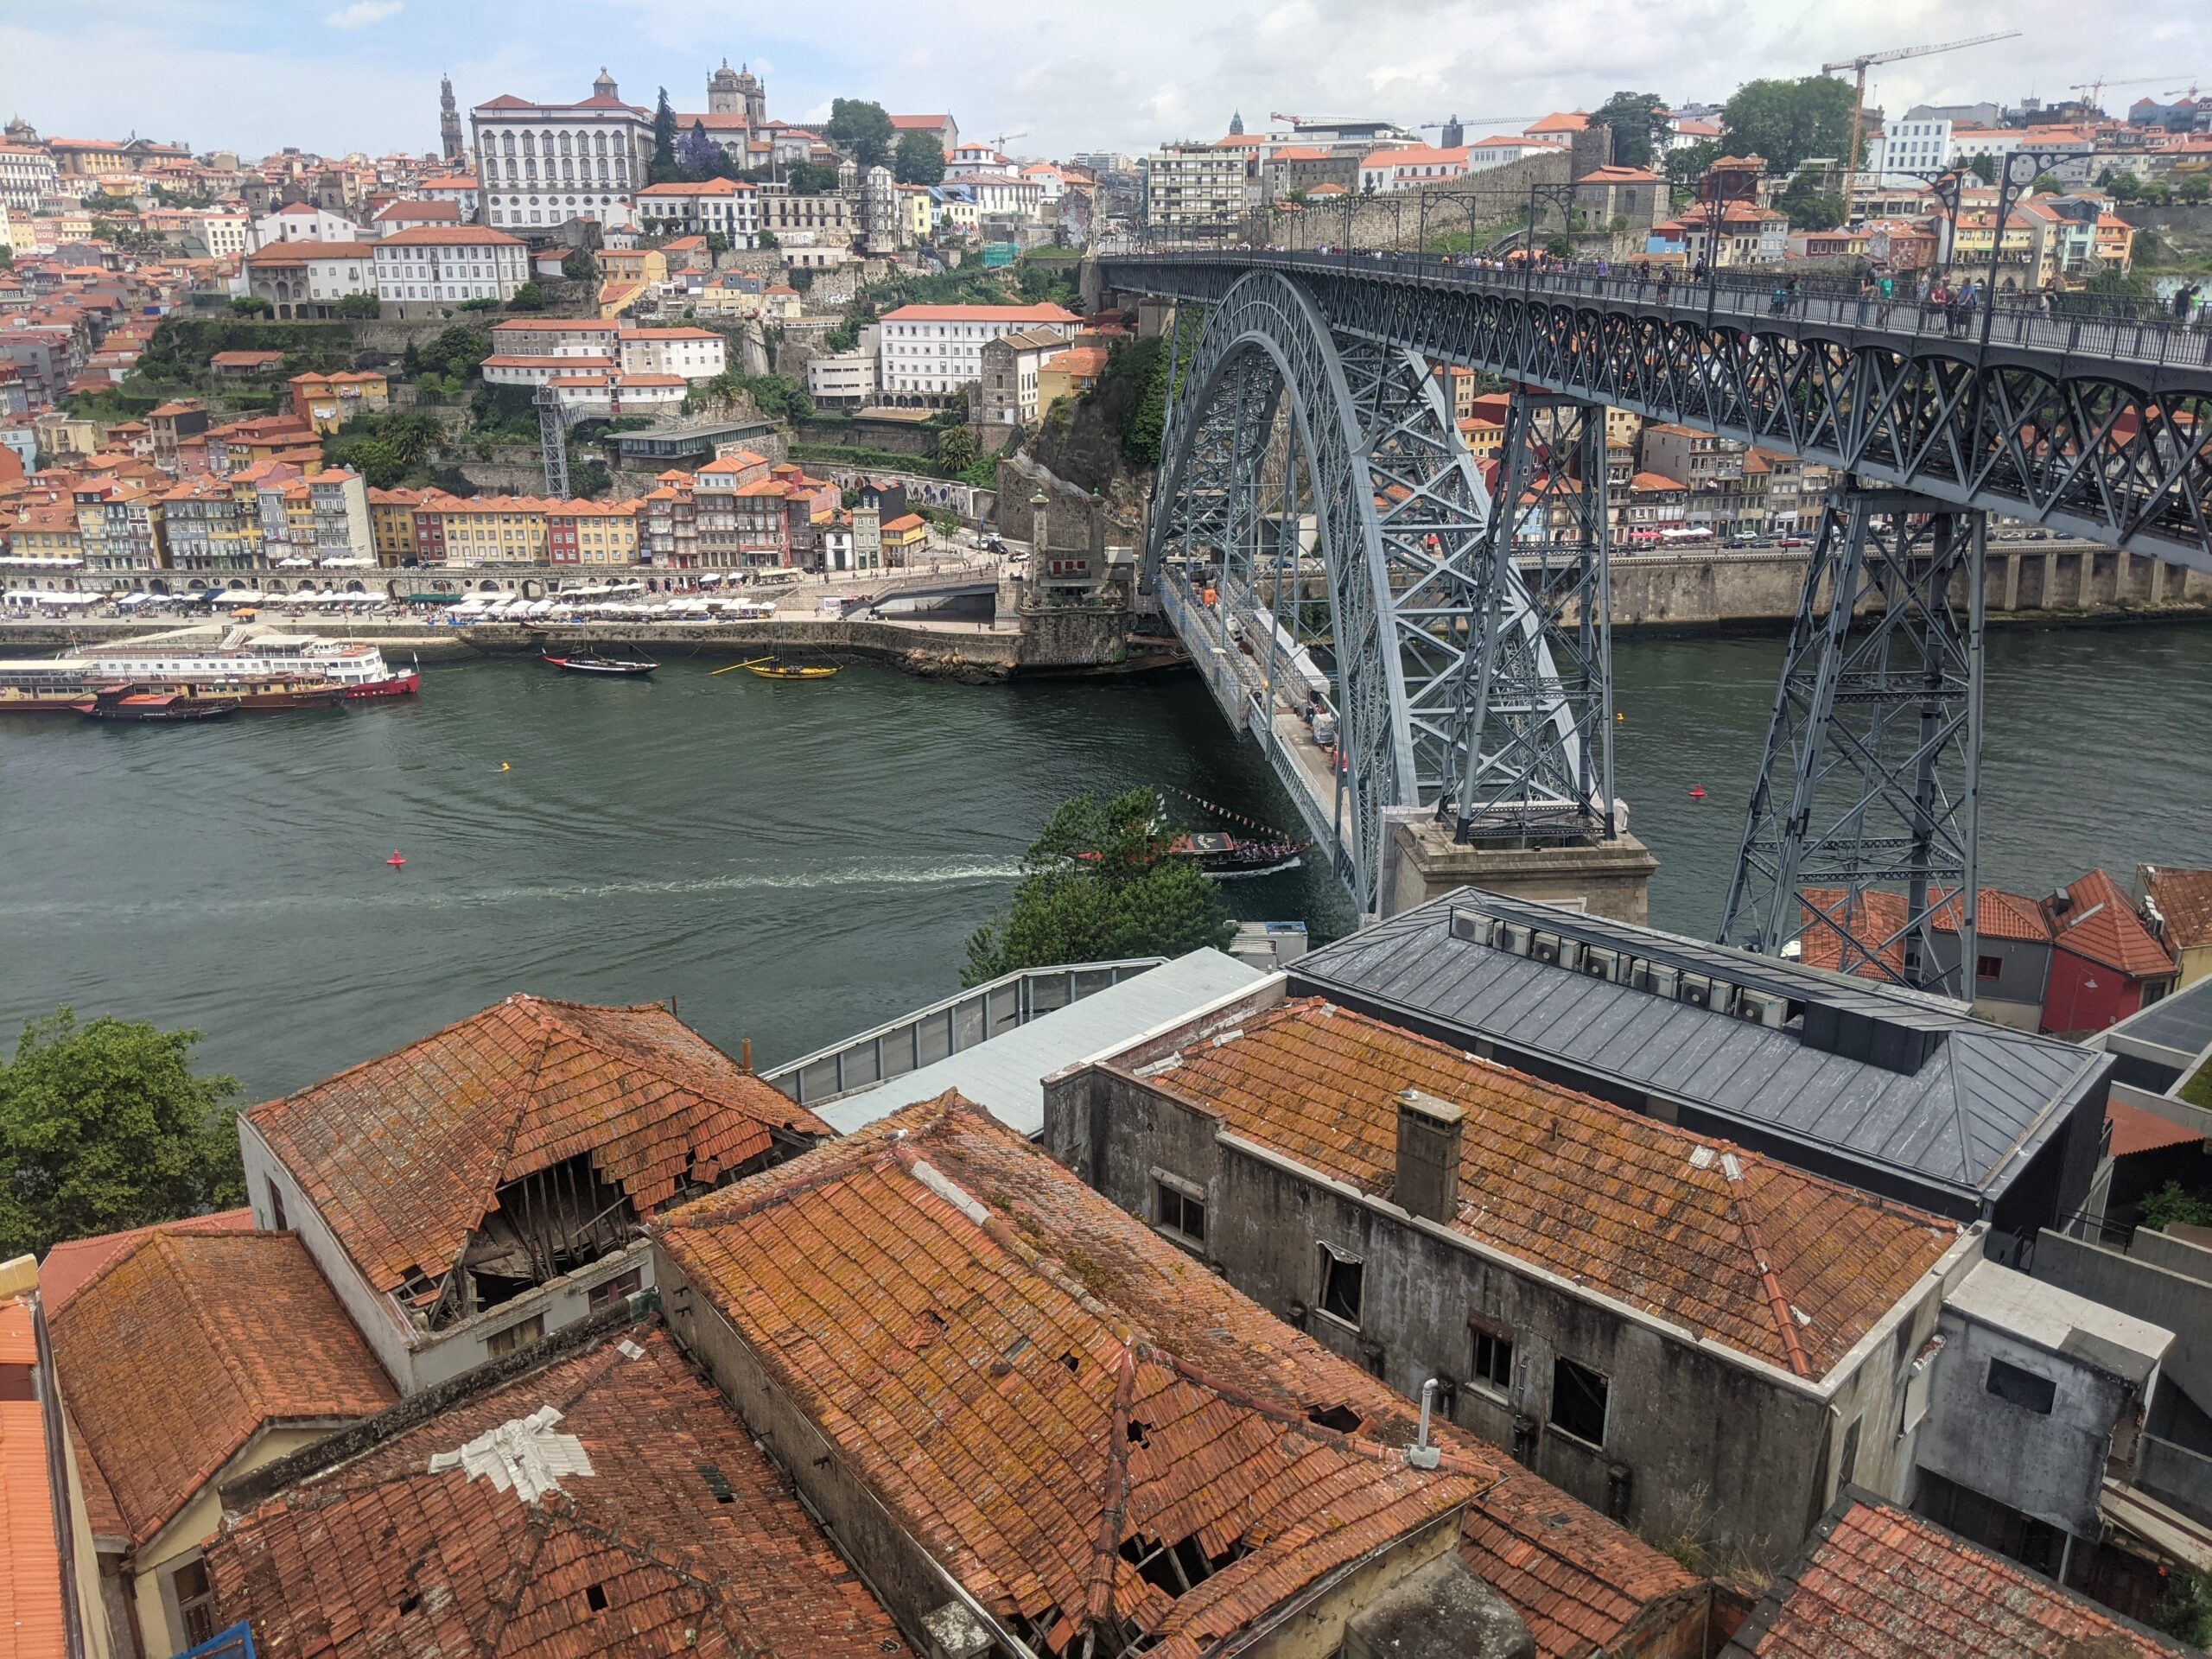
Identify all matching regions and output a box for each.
[1549,1357,1609,1446]
[1154,1179,1205,1246]
[485,1313,543,1359]
[1986,1357,2056,1414]
[170,1557,217,1646]
[266,1179,288,1233]
[587,1267,643,1310]
[1319,1246,1363,1327]
[1470,1323,1515,1396]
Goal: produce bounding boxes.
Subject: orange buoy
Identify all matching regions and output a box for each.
[1688,785,1707,800]
[386,851,407,868]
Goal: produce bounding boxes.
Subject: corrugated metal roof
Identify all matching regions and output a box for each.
[1291,892,2107,1213]
[819,950,1262,1136]
[2105,972,2212,1063]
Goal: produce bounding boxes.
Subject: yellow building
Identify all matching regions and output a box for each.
[1036,346,1108,416]
[899,183,934,241]
[367,486,426,565]
[549,499,641,564]
[5,501,85,562]
[419,493,552,563]
[598,246,668,289]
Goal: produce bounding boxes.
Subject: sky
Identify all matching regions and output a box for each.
[3,0,2207,162]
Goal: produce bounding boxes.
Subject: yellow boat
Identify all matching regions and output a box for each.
[747,662,837,680]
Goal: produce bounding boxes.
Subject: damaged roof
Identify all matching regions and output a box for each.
[245,995,830,1301]
[48,1224,397,1547]
[205,1323,902,1659]
[658,1093,1700,1659]
[1136,999,1961,1376]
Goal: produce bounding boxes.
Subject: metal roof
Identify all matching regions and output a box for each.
[817,950,1263,1137]
[2102,973,2212,1074]
[1291,891,2108,1214]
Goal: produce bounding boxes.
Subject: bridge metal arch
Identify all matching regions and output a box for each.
[1144,270,1419,912]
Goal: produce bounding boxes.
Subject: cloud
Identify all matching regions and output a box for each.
[325,0,402,29]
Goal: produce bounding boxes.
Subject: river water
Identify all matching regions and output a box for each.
[3,625,2209,1103]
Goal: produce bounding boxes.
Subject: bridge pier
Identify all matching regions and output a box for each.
[1382,809,1659,923]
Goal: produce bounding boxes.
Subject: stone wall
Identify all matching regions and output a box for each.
[1282,151,1573,253]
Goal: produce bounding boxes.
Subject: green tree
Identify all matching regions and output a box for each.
[2139,1181,2212,1230]
[703,231,729,254]
[650,87,679,184]
[1663,138,1720,200]
[895,130,946,186]
[506,281,546,312]
[963,791,1235,985]
[784,161,840,196]
[2177,172,2212,205]
[1592,91,1670,170]
[935,423,976,473]
[230,296,273,316]
[1968,153,1998,186]
[335,291,380,318]
[2031,172,2065,195]
[1777,175,1845,232]
[561,246,598,282]
[1721,75,1859,175]
[826,99,895,171]
[2152,1567,2212,1649]
[0,1008,245,1259]
[0,245,12,270]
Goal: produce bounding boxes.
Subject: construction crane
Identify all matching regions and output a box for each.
[1824,31,2020,200]
[2067,77,2169,111]
[1417,115,1539,147]
[982,130,1027,156]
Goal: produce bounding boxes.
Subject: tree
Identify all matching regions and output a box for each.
[229,296,273,316]
[561,246,597,282]
[336,291,380,318]
[895,130,946,186]
[758,228,781,250]
[1968,153,1998,186]
[506,281,546,311]
[704,231,730,254]
[0,1008,245,1259]
[0,244,11,270]
[650,87,679,184]
[2031,173,2065,196]
[785,160,840,196]
[1592,92,1670,170]
[1721,75,1859,175]
[1777,175,1845,232]
[2179,172,2212,206]
[677,120,721,181]
[1663,138,1720,200]
[935,423,976,473]
[826,99,894,171]
[962,791,1236,985]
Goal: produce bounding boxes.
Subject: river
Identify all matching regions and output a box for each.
[3,624,2209,1103]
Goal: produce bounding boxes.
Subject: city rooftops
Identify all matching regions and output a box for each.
[657,1093,1702,1657]
[1722,1491,2195,1658]
[1115,996,1962,1377]
[205,1321,903,1659]
[1288,890,2111,1220]
[878,302,1081,323]
[242,994,830,1311]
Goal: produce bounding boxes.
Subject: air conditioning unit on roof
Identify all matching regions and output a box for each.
[1678,972,1715,1009]
[1582,945,1622,982]
[1529,931,1580,970]
[1451,907,1497,947]
[1497,921,1533,957]
[1738,989,1789,1028]
[1636,962,1679,998]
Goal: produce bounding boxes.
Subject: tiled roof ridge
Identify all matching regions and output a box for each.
[1088,1348,1139,1629]
[1720,1179,1813,1378]
[483,1000,561,1202]
[248,993,562,1121]
[525,997,793,1127]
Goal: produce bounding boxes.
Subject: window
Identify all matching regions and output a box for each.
[485,1312,544,1358]
[1154,1179,1205,1244]
[1986,1357,2056,1414]
[1549,1357,1610,1446]
[1319,1247,1364,1326]
[170,1557,217,1645]
[266,1179,288,1233]
[1469,1323,1514,1395]
[588,1267,643,1309]
[1975,954,2004,981]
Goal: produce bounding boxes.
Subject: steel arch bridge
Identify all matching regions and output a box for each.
[1108,251,2212,984]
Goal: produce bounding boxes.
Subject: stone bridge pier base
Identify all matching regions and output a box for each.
[1380,806,1659,924]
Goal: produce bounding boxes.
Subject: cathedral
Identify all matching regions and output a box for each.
[706,60,766,130]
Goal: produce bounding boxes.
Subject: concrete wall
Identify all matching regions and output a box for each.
[2033,1228,2212,1414]
[1043,1058,1966,1570]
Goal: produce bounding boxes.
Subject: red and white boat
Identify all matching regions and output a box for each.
[70,624,422,702]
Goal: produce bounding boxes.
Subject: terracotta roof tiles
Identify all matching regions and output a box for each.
[2045,868,2175,980]
[205,1323,900,1658]
[48,1224,397,1547]
[244,995,830,1305]
[1723,1493,2193,1657]
[2144,865,2212,952]
[0,1300,65,1657]
[1144,1001,1957,1376]
[658,1095,1699,1657]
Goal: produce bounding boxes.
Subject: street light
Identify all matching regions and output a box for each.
[1980,148,2081,345]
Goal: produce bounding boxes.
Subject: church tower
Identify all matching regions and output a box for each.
[734,63,766,130]
[592,67,620,102]
[708,59,743,117]
[1229,110,1245,136]
[438,74,464,162]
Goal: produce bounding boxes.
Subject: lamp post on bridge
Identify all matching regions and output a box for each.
[1521,179,1579,298]
[1980,148,2079,347]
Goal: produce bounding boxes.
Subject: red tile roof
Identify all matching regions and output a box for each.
[1142,1000,1958,1376]
[658,1094,1699,1657]
[37,1205,253,1313]
[48,1224,397,1546]
[0,1299,65,1659]
[2107,1099,2206,1159]
[2045,868,2176,980]
[375,226,524,247]
[2145,865,2212,951]
[1722,1494,2194,1657]
[205,1323,901,1658]
[244,995,830,1305]
[1799,886,2050,980]
[880,302,1080,323]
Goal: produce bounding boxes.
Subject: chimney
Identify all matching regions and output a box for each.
[741,1037,753,1072]
[1395,1089,1465,1225]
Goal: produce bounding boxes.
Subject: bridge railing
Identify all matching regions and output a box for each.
[1103,247,2212,375]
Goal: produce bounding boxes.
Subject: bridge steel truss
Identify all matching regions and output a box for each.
[1718,487,1986,996]
[1107,253,2212,573]
[1145,270,1610,915]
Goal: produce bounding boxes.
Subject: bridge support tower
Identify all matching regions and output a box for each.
[1719,485,1986,997]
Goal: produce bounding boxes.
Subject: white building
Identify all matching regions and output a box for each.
[1875,110,1955,187]
[416,174,480,218]
[486,318,621,356]
[877,302,1080,407]
[968,176,1045,219]
[1466,134,1566,170]
[480,353,619,389]
[473,70,654,232]
[241,241,378,319]
[370,198,466,238]
[1357,143,1472,192]
[0,144,59,214]
[616,325,726,379]
[806,335,879,408]
[191,207,252,258]
[633,178,760,246]
[251,201,368,248]
[1141,144,1248,237]
[372,225,530,315]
